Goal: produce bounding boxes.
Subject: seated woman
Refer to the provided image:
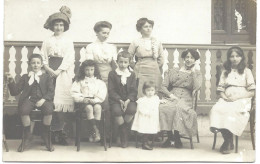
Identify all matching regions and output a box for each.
[159,49,202,148]
[210,46,255,154]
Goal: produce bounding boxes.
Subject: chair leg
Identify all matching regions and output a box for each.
[196,131,200,143]
[190,137,194,149]
[77,117,81,152]
[75,116,78,146]
[135,131,138,148]
[3,135,9,152]
[109,115,113,148]
[48,128,52,152]
[161,131,164,141]
[249,115,255,150]
[103,111,107,151]
[152,134,155,147]
[212,133,217,150]
[235,135,238,153]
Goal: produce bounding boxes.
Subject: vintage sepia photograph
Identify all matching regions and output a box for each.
[1,0,257,162]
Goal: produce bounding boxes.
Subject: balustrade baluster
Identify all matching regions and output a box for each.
[162,49,169,79]
[205,50,212,101]
[8,46,16,102]
[33,46,41,54]
[173,49,179,68]
[20,46,28,76]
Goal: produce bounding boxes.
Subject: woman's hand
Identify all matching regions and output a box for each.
[5,72,14,83]
[53,69,62,77]
[160,99,167,104]
[192,90,197,97]
[43,65,56,77]
[169,94,179,101]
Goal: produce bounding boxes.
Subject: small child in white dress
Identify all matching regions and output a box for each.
[131,81,160,150]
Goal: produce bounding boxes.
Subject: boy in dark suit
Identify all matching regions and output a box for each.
[108,51,138,148]
[6,53,55,152]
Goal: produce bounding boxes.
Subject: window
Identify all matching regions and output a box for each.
[212,0,256,44]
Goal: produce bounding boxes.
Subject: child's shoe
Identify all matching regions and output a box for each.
[142,142,153,150]
[93,126,101,142]
[89,131,95,142]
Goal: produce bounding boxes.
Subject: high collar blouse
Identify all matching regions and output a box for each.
[41,33,75,71]
[85,39,117,64]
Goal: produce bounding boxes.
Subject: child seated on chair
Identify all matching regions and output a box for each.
[71,60,107,142]
[108,51,138,148]
[131,81,161,150]
[5,53,55,152]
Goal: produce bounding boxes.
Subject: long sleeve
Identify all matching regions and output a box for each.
[108,71,122,102]
[92,80,107,103]
[71,81,85,103]
[127,73,137,101]
[8,75,26,96]
[58,40,75,71]
[159,71,172,97]
[157,42,164,67]
[192,70,202,91]
[217,71,226,92]
[128,41,137,57]
[42,75,55,101]
[41,40,49,65]
[246,68,255,91]
[85,44,94,60]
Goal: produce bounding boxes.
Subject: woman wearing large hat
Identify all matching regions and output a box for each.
[41,6,75,145]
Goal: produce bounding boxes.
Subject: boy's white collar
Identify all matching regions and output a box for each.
[115,68,131,85]
[28,70,43,85]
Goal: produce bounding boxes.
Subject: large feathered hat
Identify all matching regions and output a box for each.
[44,6,72,32]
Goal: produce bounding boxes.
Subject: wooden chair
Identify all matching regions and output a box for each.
[160,90,200,149]
[211,96,256,153]
[74,104,107,151]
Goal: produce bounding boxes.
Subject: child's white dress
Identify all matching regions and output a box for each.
[131,95,160,134]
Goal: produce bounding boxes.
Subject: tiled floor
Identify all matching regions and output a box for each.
[2,136,255,162]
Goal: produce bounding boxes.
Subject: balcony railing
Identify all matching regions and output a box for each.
[3,41,256,113]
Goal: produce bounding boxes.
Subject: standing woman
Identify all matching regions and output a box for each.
[128,18,164,98]
[210,46,255,154]
[41,6,75,145]
[85,21,117,84]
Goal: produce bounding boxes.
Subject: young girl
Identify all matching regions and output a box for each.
[131,81,160,150]
[108,51,137,148]
[41,6,75,145]
[210,46,255,154]
[71,60,107,142]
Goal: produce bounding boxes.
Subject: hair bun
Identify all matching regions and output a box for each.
[60,6,72,19]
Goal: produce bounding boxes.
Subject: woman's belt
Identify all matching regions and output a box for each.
[136,56,155,62]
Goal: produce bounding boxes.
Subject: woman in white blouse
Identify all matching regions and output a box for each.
[85,21,118,84]
[41,6,75,145]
